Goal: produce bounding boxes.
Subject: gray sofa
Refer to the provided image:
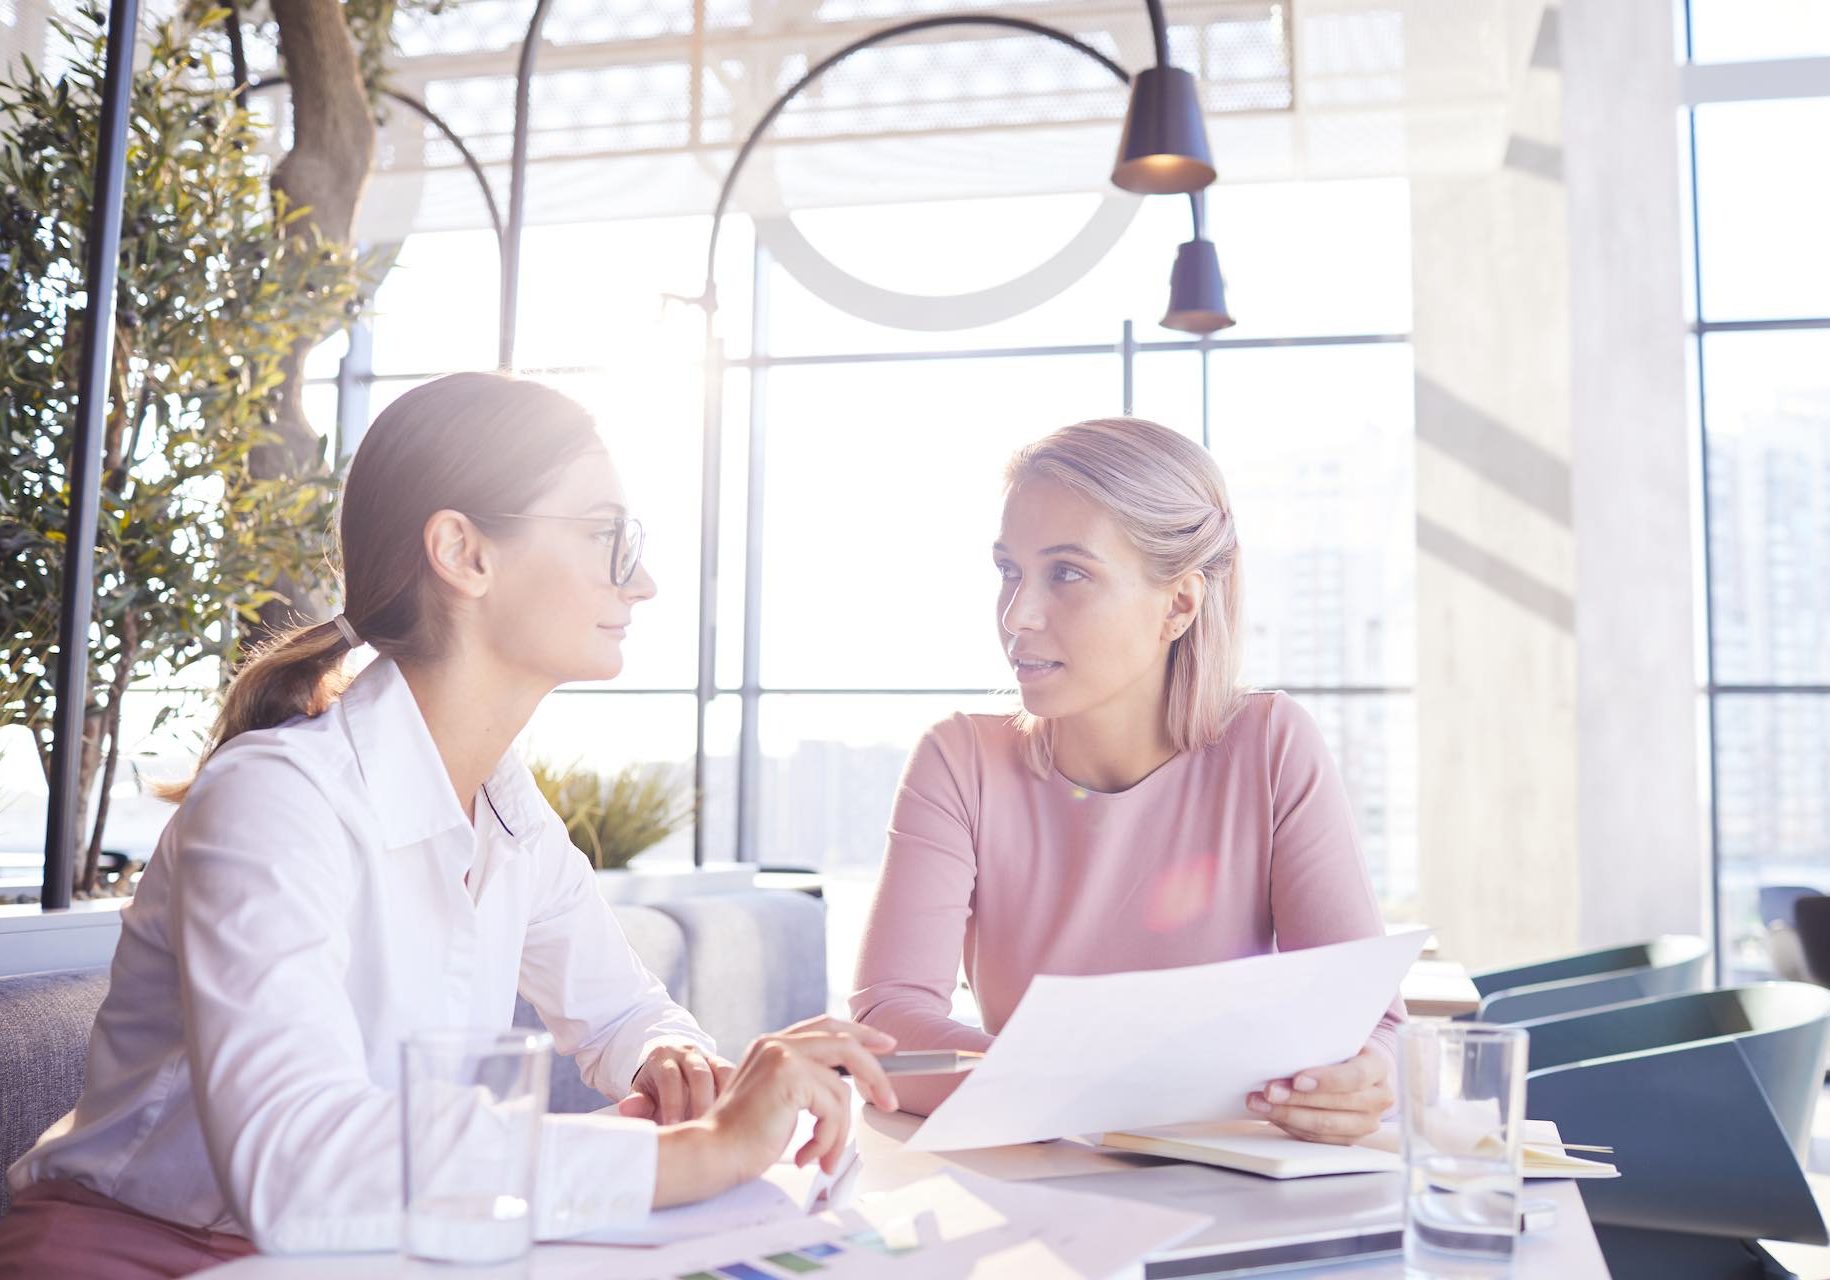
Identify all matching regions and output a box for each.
[0,889,827,1216]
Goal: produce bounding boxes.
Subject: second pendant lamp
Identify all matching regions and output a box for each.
[1161,194,1235,335]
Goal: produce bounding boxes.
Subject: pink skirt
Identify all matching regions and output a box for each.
[0,1179,257,1279]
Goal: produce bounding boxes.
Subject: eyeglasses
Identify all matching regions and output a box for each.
[473,512,645,586]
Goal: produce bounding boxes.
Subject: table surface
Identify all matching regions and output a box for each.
[202,1104,1606,1279]
[1400,960,1481,1018]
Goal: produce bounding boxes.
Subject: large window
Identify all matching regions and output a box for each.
[375,178,1420,905]
[1683,12,1830,977]
[0,181,1415,902]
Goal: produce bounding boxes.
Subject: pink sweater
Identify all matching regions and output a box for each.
[850,691,1404,1115]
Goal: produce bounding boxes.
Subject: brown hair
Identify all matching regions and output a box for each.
[1004,417,1247,777]
[171,373,600,794]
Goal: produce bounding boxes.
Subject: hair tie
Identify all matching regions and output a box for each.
[331,614,361,649]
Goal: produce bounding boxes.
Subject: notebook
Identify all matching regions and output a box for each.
[1099,1118,1618,1181]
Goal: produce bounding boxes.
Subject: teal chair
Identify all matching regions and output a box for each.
[1521,983,1830,1280]
[1472,934,1709,1023]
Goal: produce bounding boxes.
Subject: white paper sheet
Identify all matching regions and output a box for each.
[542,1168,1211,1280]
[909,929,1429,1152]
[558,1152,859,1246]
[559,1108,859,1246]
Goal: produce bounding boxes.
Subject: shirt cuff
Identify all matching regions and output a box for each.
[533,1112,658,1241]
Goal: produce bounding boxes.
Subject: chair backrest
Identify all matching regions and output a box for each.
[1475,934,1710,1023]
[1790,894,1830,984]
[1760,884,1825,930]
[516,903,692,1114]
[1521,982,1830,1247]
[0,968,110,1217]
[648,889,828,1056]
[1524,982,1830,1151]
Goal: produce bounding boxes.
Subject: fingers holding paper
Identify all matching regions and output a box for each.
[1248,1044,1392,1145]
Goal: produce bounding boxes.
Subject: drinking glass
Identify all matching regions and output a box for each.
[401,1029,552,1265]
[1398,1022,1529,1278]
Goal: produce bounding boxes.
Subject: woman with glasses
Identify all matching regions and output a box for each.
[851,417,1402,1140]
[1,373,897,1277]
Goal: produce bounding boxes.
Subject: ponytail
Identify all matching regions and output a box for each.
[159,618,356,801]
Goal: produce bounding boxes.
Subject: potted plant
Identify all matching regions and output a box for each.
[528,758,752,902]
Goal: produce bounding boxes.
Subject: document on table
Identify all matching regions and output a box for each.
[559,1111,859,1246]
[558,1152,859,1246]
[1359,1119,1620,1180]
[908,929,1429,1152]
[554,1168,1211,1280]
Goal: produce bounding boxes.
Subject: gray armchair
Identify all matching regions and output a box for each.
[1522,982,1830,1279]
[0,968,110,1216]
[1471,934,1709,1023]
[517,890,829,1112]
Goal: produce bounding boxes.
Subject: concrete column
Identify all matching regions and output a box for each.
[1411,0,1700,969]
[1562,0,1704,952]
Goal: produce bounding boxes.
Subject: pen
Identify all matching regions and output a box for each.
[840,1050,985,1077]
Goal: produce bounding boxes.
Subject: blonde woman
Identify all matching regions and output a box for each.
[851,417,1401,1140]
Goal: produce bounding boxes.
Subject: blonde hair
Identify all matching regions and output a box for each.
[1004,417,1246,777]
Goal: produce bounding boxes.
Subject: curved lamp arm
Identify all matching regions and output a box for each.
[502,4,1203,356]
[247,78,507,256]
[1143,0,1171,68]
[699,14,1128,313]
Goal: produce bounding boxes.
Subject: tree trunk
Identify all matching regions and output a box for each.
[35,710,106,898]
[253,0,376,638]
[80,612,138,895]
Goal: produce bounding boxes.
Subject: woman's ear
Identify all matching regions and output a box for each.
[1163,569,1206,643]
[423,509,492,600]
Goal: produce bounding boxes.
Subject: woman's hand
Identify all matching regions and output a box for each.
[652,1016,899,1208]
[618,1042,736,1123]
[1247,1045,1392,1145]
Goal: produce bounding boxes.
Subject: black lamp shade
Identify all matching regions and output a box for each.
[1161,237,1235,334]
[1112,65,1216,194]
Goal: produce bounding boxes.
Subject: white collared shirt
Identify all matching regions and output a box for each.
[9,658,714,1253]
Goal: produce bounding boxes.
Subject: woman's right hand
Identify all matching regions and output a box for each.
[652,1016,899,1208]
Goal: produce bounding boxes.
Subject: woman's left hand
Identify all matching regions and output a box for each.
[617,1043,737,1123]
[1247,1045,1391,1145]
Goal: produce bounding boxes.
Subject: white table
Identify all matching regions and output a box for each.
[1400,960,1482,1019]
[201,1105,1607,1279]
[849,1109,1605,1279]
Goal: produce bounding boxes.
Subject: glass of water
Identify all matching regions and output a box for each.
[401,1029,553,1265]
[1398,1022,1529,1278]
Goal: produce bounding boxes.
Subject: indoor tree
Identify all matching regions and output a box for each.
[0,7,367,895]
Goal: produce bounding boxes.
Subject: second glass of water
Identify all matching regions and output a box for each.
[1398,1021,1528,1278]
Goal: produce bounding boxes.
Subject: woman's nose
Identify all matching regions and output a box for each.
[624,561,657,603]
[1001,582,1044,635]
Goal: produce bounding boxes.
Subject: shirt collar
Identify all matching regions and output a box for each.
[339,657,541,850]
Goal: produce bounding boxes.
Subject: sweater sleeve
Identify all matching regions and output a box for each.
[1263,693,1406,1071]
[849,717,995,1116]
